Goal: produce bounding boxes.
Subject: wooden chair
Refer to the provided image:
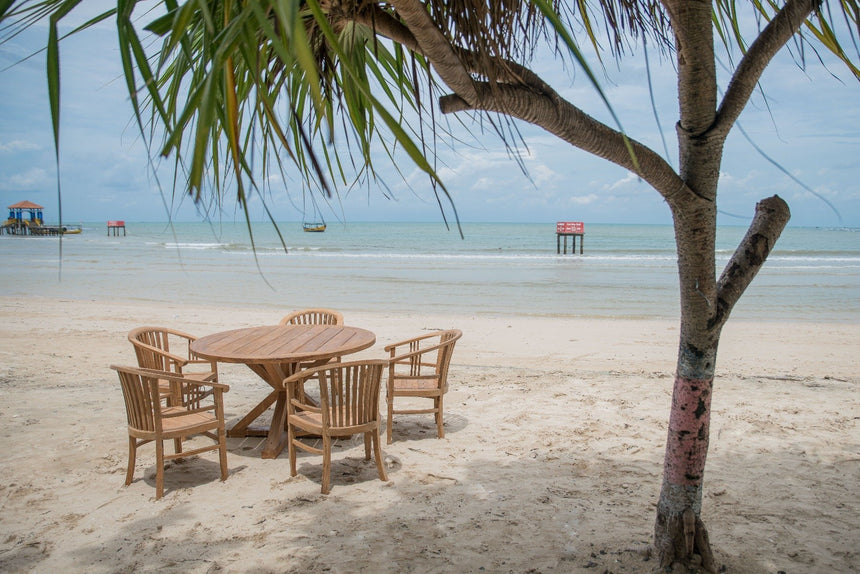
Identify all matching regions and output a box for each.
[128,326,218,405]
[111,365,230,499]
[284,359,389,494]
[385,329,462,443]
[279,310,345,382]
[279,308,344,326]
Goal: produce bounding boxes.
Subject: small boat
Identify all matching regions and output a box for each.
[302,222,326,233]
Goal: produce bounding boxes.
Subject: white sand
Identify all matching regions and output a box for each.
[0,296,857,573]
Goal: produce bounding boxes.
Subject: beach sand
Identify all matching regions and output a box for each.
[0,296,857,573]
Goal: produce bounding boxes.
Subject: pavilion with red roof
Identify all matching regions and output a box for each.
[2,200,81,235]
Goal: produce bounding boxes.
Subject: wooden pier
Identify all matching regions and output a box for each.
[107,220,126,236]
[556,221,584,254]
[1,200,81,236]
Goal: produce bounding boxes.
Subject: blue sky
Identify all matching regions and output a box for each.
[1,7,858,227]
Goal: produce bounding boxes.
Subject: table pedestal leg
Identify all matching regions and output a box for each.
[231,363,295,459]
[226,390,278,438]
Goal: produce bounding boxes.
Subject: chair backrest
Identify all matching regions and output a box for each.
[393,329,462,387]
[279,308,344,326]
[112,365,163,433]
[288,360,387,430]
[434,329,462,386]
[128,326,196,372]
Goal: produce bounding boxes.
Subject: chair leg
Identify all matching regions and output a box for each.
[155,440,165,499]
[386,393,394,444]
[125,436,137,486]
[364,432,371,460]
[174,437,183,454]
[436,396,445,438]
[321,435,332,495]
[372,429,388,483]
[218,427,228,482]
[288,424,298,477]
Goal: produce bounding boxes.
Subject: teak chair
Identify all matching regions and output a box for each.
[128,326,218,405]
[279,308,344,326]
[279,309,345,381]
[384,329,462,444]
[284,359,389,494]
[111,365,230,499]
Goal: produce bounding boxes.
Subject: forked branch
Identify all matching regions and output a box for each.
[712,195,791,329]
[715,0,820,137]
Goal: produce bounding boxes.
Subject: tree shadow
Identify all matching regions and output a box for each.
[56,438,845,574]
[39,371,856,574]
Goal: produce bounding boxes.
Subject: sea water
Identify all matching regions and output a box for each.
[1,222,857,322]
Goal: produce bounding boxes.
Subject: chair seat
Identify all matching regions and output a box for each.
[290,409,376,436]
[159,409,220,436]
[392,377,447,394]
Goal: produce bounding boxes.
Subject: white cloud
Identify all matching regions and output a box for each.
[604,171,640,191]
[569,193,600,205]
[470,177,496,191]
[0,168,52,190]
[528,164,558,187]
[0,140,40,153]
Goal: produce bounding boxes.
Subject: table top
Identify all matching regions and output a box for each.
[190,324,376,364]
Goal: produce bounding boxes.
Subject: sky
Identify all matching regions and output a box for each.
[1,5,858,227]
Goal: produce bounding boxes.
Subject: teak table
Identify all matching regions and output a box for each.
[191,324,376,458]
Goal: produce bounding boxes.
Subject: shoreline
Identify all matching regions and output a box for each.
[2,295,858,377]
[0,296,857,573]
[3,222,859,325]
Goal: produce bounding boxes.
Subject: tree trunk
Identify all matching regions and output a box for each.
[654,370,718,573]
[654,205,722,573]
[653,196,789,573]
[653,93,724,567]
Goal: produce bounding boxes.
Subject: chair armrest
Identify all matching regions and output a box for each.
[383,332,440,353]
[289,398,321,413]
[203,381,230,392]
[388,341,449,363]
[134,367,229,392]
[283,365,326,388]
[134,341,188,367]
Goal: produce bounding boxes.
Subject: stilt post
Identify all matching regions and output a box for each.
[556,222,584,255]
[107,220,126,236]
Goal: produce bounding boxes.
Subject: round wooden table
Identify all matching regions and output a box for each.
[191,324,376,458]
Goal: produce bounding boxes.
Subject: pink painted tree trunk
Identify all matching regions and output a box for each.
[655,375,717,570]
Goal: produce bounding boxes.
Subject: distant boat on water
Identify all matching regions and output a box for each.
[302,222,326,232]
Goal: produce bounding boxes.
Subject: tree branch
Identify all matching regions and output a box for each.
[350,6,557,97]
[714,0,820,137]
[388,0,479,104]
[351,1,699,208]
[440,82,695,206]
[346,4,422,53]
[711,195,791,329]
[662,0,718,138]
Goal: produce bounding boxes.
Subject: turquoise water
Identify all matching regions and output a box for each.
[1,222,858,322]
